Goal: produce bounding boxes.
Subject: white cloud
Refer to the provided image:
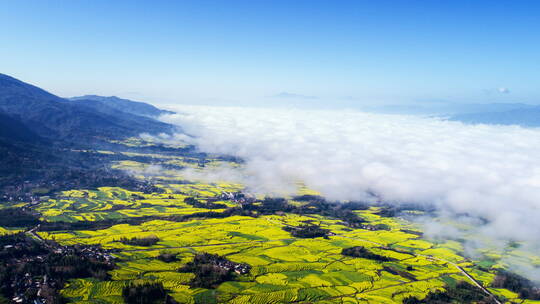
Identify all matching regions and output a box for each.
[498,87,510,94]
[159,105,540,277]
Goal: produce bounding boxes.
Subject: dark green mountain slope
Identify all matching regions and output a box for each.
[64,98,174,135]
[0,74,174,142]
[70,95,174,117]
[0,111,43,144]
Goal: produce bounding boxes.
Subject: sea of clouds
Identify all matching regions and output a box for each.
[157,105,540,278]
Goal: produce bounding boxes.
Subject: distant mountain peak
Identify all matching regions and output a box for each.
[73,94,121,100]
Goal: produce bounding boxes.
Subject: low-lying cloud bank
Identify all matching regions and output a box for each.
[159,105,540,276]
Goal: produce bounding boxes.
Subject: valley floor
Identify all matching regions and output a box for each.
[1,139,538,304]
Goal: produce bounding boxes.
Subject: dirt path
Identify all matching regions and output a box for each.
[26,224,44,242]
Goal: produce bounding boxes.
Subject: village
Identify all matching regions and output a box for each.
[1,232,116,304]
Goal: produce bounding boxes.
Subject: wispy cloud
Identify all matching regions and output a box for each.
[484,87,511,95]
[498,87,510,94]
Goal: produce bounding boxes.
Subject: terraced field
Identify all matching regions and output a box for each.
[41,214,454,303]
[14,144,539,303]
[35,183,241,222]
[0,226,20,235]
[37,192,530,304]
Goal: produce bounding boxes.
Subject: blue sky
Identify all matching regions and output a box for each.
[1,0,539,107]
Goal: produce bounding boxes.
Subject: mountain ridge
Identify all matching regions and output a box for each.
[0,73,176,142]
[69,95,174,117]
[450,106,540,127]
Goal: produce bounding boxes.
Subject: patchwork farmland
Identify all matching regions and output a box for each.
[1,141,538,304]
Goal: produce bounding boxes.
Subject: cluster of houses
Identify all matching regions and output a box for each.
[1,182,48,203]
[215,258,251,275]
[4,242,55,304]
[218,191,256,205]
[3,240,115,304]
[11,274,53,304]
[52,244,116,263]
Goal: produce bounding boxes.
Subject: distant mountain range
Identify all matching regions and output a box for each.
[363,101,540,127]
[449,106,540,127]
[0,73,176,143]
[69,95,174,117]
[0,73,180,191]
[363,102,537,116]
